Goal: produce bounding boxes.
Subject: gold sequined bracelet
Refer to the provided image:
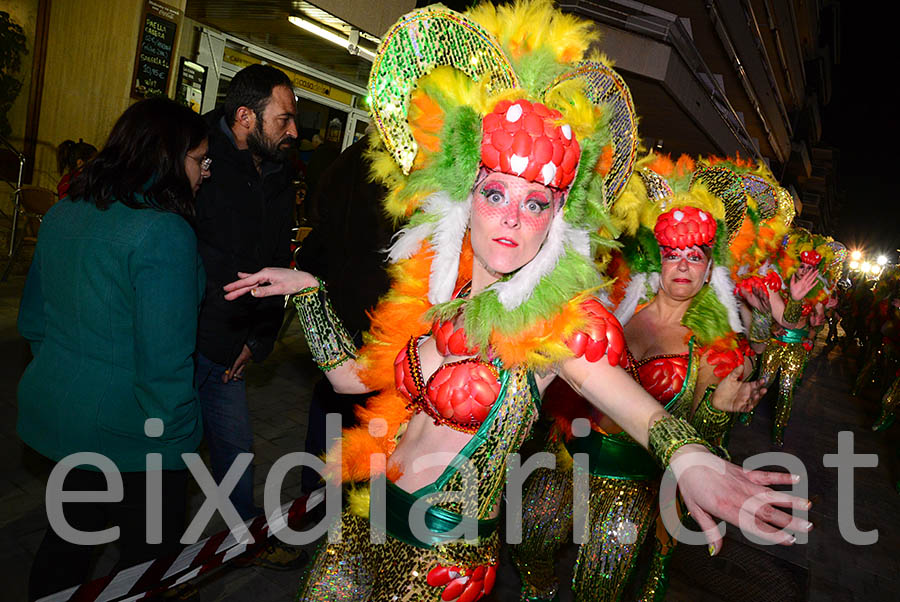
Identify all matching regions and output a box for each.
[783,298,803,323]
[291,279,356,371]
[648,416,713,468]
[692,386,732,444]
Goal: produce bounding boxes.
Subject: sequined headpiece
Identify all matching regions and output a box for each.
[368,1,639,313]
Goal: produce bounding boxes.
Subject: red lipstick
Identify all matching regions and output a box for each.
[493,237,518,248]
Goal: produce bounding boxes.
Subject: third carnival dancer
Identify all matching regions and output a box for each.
[223,3,810,600]
[511,154,768,602]
[739,230,842,445]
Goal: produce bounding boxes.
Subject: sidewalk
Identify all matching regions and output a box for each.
[1,270,899,600]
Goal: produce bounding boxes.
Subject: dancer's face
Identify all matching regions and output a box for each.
[469,172,558,278]
[797,263,816,278]
[659,245,711,301]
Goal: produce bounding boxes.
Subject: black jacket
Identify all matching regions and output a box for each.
[295,138,395,335]
[195,112,294,366]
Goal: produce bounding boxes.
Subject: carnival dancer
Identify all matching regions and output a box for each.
[224,3,809,600]
[740,230,836,446]
[862,269,900,429]
[511,155,766,602]
[852,267,900,398]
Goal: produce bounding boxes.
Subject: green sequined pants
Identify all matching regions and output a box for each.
[296,510,498,601]
[873,375,900,431]
[510,465,659,601]
[759,340,809,445]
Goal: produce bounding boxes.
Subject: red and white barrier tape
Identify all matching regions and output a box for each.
[38,488,325,602]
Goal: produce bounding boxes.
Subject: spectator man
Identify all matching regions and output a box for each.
[194,64,303,568]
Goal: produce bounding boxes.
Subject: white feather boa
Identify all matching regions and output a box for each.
[385,191,471,305]
[614,272,660,326]
[710,265,744,333]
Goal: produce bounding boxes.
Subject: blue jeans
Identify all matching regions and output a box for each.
[195,352,259,520]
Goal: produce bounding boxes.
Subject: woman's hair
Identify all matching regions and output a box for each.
[68,98,208,219]
[56,139,98,174]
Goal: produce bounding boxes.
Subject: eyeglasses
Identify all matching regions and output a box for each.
[188,154,212,172]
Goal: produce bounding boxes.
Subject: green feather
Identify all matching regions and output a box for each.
[435,106,482,202]
[681,284,731,345]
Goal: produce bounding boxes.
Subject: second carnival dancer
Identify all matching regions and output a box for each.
[511,155,767,602]
[224,3,810,601]
[739,230,840,445]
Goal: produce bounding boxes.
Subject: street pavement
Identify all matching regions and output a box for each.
[1,271,898,601]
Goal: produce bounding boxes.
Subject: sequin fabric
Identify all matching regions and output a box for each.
[511,343,697,601]
[297,366,539,600]
[873,375,900,431]
[369,6,519,174]
[749,308,773,344]
[543,61,639,203]
[512,442,659,601]
[759,338,809,444]
[776,186,795,226]
[741,174,778,220]
[689,166,747,243]
[439,365,541,518]
[638,168,675,209]
[296,511,499,601]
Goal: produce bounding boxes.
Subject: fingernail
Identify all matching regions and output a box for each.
[803,521,813,531]
[791,474,801,483]
[250,288,257,296]
[805,500,812,510]
[789,535,796,544]
[708,544,716,556]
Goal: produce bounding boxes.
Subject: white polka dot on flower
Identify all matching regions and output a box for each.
[506,104,523,122]
[541,162,557,186]
[509,154,528,175]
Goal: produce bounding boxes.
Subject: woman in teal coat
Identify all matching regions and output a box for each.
[18,98,210,600]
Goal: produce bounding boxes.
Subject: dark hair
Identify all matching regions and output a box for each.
[222,64,293,127]
[68,98,207,220]
[57,139,98,174]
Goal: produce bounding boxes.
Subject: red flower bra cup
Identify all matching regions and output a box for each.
[394,336,501,433]
[636,354,690,405]
[433,319,480,356]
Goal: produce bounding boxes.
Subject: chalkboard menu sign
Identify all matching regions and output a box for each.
[131,0,181,99]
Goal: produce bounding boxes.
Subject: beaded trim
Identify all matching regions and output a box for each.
[291,280,356,371]
[648,416,711,468]
[692,386,731,443]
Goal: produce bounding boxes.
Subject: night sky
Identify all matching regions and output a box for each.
[830,4,900,262]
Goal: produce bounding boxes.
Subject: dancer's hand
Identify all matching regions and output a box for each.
[711,367,767,413]
[667,445,812,555]
[223,268,319,300]
[790,270,818,301]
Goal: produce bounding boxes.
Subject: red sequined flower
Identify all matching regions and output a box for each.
[654,206,717,249]
[480,98,580,190]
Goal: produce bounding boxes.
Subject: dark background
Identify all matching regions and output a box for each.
[830,4,900,262]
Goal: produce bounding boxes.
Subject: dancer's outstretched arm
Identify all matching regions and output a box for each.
[224,267,370,394]
[557,356,811,554]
